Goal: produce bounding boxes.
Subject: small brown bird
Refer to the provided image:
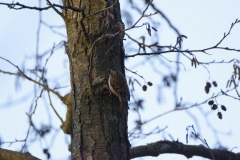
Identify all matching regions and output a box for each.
[108,68,130,111]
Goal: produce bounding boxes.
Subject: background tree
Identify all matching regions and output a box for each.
[0,0,240,160]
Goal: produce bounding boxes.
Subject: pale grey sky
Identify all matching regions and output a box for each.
[0,0,240,160]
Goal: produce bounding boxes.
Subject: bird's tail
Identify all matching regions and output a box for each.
[119,97,128,116]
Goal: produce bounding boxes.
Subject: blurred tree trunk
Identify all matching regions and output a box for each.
[62,0,130,159]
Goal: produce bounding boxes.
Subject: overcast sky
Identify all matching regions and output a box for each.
[0,0,240,160]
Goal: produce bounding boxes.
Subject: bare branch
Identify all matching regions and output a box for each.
[149,2,181,36]
[0,2,85,12]
[125,0,155,31]
[47,91,64,124]
[0,57,64,101]
[130,140,240,160]
[45,0,64,18]
[125,19,240,58]
[0,148,40,160]
[129,88,238,135]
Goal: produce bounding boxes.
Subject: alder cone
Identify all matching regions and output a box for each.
[108,68,130,111]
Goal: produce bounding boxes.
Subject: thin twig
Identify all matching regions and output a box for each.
[46,0,64,19]
[0,57,63,101]
[47,91,64,124]
[125,0,154,31]
[0,2,85,12]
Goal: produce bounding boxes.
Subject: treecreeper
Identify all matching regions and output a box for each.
[108,68,130,113]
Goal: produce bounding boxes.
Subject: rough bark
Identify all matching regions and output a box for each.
[62,0,130,159]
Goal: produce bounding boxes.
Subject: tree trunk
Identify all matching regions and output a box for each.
[62,0,130,159]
